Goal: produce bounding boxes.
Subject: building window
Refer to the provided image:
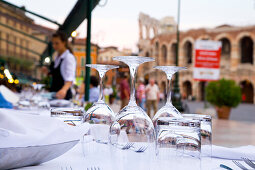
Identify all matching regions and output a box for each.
[240,36,253,64]
[81,57,85,66]
[6,33,9,55]
[81,70,84,77]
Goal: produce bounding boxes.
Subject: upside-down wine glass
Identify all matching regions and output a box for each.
[111,56,156,170]
[152,66,187,126]
[82,64,119,161]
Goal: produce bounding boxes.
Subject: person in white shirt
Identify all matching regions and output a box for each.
[43,31,76,100]
[145,79,160,117]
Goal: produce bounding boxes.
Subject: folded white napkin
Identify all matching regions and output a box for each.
[211,145,255,161]
[0,109,89,148]
[0,85,19,104]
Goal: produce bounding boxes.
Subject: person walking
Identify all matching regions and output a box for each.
[120,73,130,109]
[137,78,146,110]
[146,79,159,117]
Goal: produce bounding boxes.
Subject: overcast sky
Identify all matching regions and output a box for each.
[6,0,255,52]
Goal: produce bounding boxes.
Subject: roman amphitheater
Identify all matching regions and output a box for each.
[138,13,255,104]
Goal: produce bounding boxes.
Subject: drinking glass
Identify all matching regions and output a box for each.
[111,56,156,170]
[156,117,201,170]
[152,66,187,126]
[182,114,212,157]
[51,108,83,126]
[82,64,119,159]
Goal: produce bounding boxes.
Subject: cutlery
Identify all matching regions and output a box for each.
[241,157,255,169]
[220,164,233,170]
[232,160,248,170]
[135,146,148,153]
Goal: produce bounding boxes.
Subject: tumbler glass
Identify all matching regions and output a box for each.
[156,117,201,170]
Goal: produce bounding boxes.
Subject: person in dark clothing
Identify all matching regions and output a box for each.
[42,31,76,100]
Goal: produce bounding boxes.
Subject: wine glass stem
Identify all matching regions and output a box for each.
[98,72,104,102]
[128,65,138,106]
[166,77,172,105]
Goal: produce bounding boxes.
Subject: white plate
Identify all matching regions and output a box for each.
[0,140,79,170]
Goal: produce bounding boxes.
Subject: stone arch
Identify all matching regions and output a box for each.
[239,36,253,64]
[153,27,157,36]
[197,35,211,40]
[219,37,231,57]
[161,44,168,63]
[240,80,254,103]
[145,51,150,57]
[180,37,195,46]
[149,28,154,39]
[142,25,147,39]
[183,80,192,99]
[170,42,177,65]
[183,41,193,64]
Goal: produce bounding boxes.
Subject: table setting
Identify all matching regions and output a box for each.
[0,56,255,170]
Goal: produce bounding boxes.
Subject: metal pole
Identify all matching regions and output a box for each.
[172,0,184,111]
[85,0,92,101]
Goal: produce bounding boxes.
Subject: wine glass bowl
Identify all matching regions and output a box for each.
[152,66,187,126]
[83,64,119,126]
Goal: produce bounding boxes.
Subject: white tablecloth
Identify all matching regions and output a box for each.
[1,108,254,170]
[14,142,251,170]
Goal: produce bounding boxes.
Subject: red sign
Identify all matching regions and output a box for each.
[193,40,222,81]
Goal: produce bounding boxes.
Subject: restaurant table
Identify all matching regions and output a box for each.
[13,141,239,170]
[2,108,255,170]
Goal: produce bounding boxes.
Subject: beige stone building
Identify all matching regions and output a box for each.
[138,12,255,104]
[0,2,53,81]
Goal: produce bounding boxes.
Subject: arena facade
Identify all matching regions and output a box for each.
[138,13,255,104]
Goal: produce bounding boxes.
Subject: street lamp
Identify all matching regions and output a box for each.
[71,31,77,45]
[172,0,184,111]
[44,57,50,64]
[71,31,77,38]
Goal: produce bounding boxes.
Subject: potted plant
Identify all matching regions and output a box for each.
[206,79,241,119]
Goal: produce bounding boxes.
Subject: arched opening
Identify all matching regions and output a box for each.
[220,38,231,58]
[142,25,147,39]
[183,41,192,64]
[161,45,167,63]
[149,28,154,39]
[155,42,159,57]
[145,52,150,57]
[171,43,177,65]
[240,36,253,64]
[240,81,254,103]
[183,81,192,100]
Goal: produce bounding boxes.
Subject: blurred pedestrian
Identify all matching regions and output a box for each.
[120,73,130,109]
[146,79,160,117]
[104,85,113,104]
[137,78,146,110]
[89,76,99,103]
